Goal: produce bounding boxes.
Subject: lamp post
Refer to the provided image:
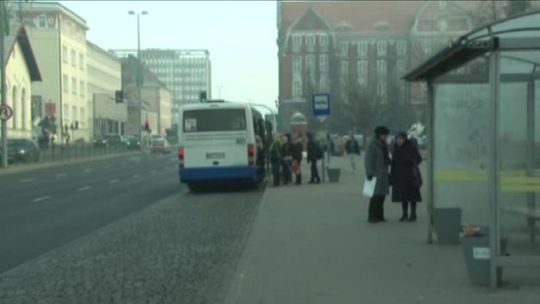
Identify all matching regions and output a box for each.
[128,10,148,152]
[1,1,8,168]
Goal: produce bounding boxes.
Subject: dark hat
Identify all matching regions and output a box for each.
[374,126,390,136]
[396,132,408,140]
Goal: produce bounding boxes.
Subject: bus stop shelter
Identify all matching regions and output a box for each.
[404,11,540,287]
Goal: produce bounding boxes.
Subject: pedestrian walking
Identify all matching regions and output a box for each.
[307,132,322,184]
[255,135,266,182]
[345,134,360,171]
[364,126,391,223]
[390,132,423,222]
[281,134,293,185]
[292,137,303,185]
[270,135,282,186]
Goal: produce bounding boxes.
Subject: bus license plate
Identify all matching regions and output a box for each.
[206,152,225,159]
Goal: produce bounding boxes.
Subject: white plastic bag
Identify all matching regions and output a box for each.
[362,177,377,198]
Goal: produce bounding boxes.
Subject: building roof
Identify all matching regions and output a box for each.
[3,27,42,82]
[23,1,89,30]
[281,1,424,33]
[87,41,120,63]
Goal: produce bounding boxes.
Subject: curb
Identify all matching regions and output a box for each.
[0,151,142,176]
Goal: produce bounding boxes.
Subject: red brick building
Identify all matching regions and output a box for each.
[277,0,476,133]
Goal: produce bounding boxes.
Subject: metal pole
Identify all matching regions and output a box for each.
[0,0,7,168]
[58,12,64,145]
[488,49,501,288]
[426,80,435,244]
[137,13,143,152]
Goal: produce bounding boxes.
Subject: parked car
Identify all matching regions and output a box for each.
[0,138,40,164]
[94,134,123,148]
[150,138,171,154]
[122,135,141,150]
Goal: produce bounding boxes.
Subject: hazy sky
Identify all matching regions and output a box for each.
[57,0,278,111]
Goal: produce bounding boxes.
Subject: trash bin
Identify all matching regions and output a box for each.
[327,168,341,183]
[433,207,462,245]
[462,227,507,286]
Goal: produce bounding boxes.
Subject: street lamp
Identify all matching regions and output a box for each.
[128,10,148,152]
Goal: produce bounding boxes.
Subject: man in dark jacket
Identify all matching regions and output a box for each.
[281,134,293,185]
[364,126,391,223]
[307,132,321,184]
[345,134,360,171]
[291,137,304,185]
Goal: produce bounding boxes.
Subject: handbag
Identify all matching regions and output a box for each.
[363,177,377,198]
[412,166,423,188]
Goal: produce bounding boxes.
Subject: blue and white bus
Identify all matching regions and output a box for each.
[177,101,266,191]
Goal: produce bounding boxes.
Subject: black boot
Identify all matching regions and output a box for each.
[399,214,408,222]
[400,201,408,222]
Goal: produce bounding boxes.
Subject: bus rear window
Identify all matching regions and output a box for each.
[183,109,247,132]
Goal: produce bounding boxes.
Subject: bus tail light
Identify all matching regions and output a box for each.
[178,147,185,169]
[248,144,255,166]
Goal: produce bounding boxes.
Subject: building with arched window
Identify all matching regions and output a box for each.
[3,27,42,139]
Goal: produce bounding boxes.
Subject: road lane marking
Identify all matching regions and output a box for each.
[19,178,35,183]
[83,168,93,173]
[109,178,120,184]
[33,195,52,202]
[55,172,67,178]
[78,186,92,191]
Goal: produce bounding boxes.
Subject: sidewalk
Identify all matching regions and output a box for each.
[225,157,540,304]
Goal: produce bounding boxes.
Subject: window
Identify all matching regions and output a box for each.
[64,104,69,119]
[306,55,316,83]
[11,86,18,129]
[80,81,85,96]
[71,49,76,66]
[339,42,349,57]
[357,60,368,86]
[340,60,349,82]
[292,34,302,53]
[377,59,387,79]
[292,55,302,76]
[319,34,329,52]
[376,40,387,57]
[21,89,26,130]
[292,80,302,97]
[357,41,368,57]
[72,106,78,122]
[397,40,407,56]
[396,59,406,77]
[377,82,387,102]
[183,109,246,132]
[306,35,315,52]
[319,74,329,92]
[63,74,69,92]
[72,77,77,95]
[319,54,328,73]
[62,46,68,63]
[79,54,84,70]
[80,108,85,126]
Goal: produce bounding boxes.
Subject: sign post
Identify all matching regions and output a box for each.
[312,93,331,182]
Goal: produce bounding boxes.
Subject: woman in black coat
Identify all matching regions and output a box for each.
[390,132,422,222]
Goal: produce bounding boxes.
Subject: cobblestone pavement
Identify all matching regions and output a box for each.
[0,186,264,304]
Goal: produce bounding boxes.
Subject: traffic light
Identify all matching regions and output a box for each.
[199,91,207,103]
[115,90,124,103]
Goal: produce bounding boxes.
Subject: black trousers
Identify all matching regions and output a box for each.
[310,160,320,182]
[271,162,280,186]
[369,195,386,221]
[401,201,417,216]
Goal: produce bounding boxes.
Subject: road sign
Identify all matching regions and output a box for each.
[0,104,13,120]
[312,93,331,117]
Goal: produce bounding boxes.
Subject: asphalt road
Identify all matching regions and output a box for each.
[0,153,265,303]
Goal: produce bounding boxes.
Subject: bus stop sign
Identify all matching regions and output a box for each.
[0,104,13,121]
[312,93,331,117]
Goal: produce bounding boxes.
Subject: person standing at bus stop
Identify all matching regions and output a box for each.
[281,134,293,185]
[365,126,391,223]
[307,132,321,184]
[345,133,360,171]
[270,135,282,186]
